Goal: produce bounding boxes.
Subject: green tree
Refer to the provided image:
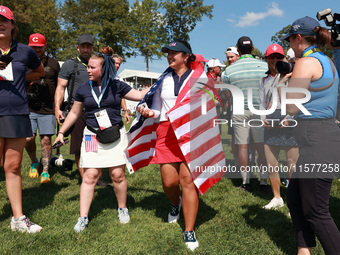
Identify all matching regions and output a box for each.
[161,0,213,41]
[129,0,167,71]
[2,0,61,57]
[271,25,291,52]
[59,0,132,61]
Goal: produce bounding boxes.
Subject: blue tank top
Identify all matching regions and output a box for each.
[296,46,339,119]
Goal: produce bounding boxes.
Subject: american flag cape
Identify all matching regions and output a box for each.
[124,62,226,195]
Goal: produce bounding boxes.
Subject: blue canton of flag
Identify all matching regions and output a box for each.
[85,135,98,152]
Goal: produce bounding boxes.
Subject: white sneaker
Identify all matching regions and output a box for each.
[74,216,88,232]
[184,231,199,251]
[118,208,130,224]
[168,196,182,223]
[10,215,42,233]
[263,197,284,210]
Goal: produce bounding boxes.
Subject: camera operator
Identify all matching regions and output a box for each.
[281,16,340,255]
[25,33,60,184]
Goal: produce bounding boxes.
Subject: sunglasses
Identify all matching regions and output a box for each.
[267,54,284,60]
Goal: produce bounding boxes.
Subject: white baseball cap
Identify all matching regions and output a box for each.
[225,46,239,55]
[286,48,295,59]
[207,58,226,68]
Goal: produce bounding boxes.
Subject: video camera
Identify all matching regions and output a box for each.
[50,155,73,171]
[316,8,340,47]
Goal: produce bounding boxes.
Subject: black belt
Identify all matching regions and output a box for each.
[87,121,123,133]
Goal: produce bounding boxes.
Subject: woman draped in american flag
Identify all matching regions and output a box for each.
[53,53,149,232]
[125,39,225,251]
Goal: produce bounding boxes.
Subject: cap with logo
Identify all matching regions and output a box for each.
[265,44,284,57]
[161,41,192,54]
[0,6,14,21]
[225,46,239,55]
[77,34,94,45]
[28,33,46,47]
[207,58,226,68]
[280,16,321,42]
[236,36,253,52]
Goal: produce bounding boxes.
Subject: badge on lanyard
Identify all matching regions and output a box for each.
[89,80,112,130]
[95,109,112,130]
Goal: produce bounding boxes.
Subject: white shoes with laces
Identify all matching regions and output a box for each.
[263,197,284,209]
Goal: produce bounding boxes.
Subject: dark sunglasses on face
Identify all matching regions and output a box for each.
[267,54,284,60]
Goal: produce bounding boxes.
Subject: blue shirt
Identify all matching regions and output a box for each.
[333,48,340,77]
[74,78,132,128]
[296,47,339,119]
[0,40,41,116]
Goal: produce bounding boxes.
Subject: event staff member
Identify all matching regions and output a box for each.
[53,53,149,232]
[25,33,60,184]
[281,16,340,255]
[0,5,44,233]
[259,44,298,210]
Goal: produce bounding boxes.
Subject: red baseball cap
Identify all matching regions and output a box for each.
[28,33,46,47]
[0,6,14,21]
[265,44,284,57]
[195,54,208,62]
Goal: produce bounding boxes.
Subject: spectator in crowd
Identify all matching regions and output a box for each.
[225,46,240,65]
[259,44,298,209]
[223,46,240,166]
[222,36,268,192]
[0,5,44,233]
[25,33,60,184]
[53,53,149,232]
[207,58,225,84]
[195,53,208,69]
[55,34,110,188]
[281,16,340,255]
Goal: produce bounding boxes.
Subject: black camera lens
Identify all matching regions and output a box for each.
[275,61,295,74]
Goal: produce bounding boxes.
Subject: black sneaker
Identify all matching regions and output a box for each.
[238,184,252,192]
[168,196,181,223]
[260,184,270,193]
[96,176,112,189]
[184,231,199,251]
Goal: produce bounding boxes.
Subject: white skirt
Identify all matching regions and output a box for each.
[79,126,128,168]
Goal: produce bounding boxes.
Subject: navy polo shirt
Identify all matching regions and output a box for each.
[0,40,41,116]
[74,78,132,128]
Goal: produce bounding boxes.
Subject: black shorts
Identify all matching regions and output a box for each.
[70,112,86,155]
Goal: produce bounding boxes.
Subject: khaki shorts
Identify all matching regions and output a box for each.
[232,110,264,145]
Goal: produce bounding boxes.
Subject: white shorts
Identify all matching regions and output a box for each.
[79,126,128,168]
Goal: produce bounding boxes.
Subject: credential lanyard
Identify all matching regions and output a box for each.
[89,80,109,108]
[77,56,88,69]
[302,45,320,58]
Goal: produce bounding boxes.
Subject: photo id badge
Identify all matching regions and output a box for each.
[94,109,112,130]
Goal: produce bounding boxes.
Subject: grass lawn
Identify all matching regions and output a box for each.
[1,122,340,254]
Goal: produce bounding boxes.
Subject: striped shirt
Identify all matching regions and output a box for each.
[222,55,268,109]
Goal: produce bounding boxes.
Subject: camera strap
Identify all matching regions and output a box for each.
[308,57,336,92]
[64,57,80,110]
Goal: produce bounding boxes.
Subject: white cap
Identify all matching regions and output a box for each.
[207,58,226,68]
[286,48,295,59]
[225,46,239,55]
